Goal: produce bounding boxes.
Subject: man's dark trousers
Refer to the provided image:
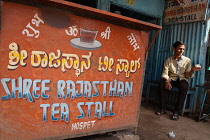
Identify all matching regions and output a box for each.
[159,79,188,114]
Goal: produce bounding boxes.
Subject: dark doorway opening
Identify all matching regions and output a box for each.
[65,0,97,8]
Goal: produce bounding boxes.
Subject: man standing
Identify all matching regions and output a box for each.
[156,41,201,120]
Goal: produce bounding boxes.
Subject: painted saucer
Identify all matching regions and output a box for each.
[70,37,102,50]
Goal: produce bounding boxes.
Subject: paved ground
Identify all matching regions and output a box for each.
[68,101,210,140]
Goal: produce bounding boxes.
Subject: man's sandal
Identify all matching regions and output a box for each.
[170,113,179,121]
[155,110,167,116]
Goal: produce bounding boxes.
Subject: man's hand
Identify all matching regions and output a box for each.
[165,81,172,90]
[188,65,202,77]
[191,65,202,72]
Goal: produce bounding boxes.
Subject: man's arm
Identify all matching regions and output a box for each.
[186,60,201,78]
[188,66,202,77]
[162,59,170,80]
[162,58,172,90]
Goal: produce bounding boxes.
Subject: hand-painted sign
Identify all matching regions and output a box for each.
[163,0,208,25]
[126,0,135,5]
[0,1,149,139]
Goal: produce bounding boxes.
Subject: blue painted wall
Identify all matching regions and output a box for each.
[109,0,165,18]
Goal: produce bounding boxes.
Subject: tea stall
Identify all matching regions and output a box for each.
[0,0,161,139]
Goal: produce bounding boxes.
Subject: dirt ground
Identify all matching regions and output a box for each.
[137,102,210,140]
[69,101,210,140]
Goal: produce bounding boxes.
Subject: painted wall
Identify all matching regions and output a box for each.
[0,1,150,139]
[110,0,165,18]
